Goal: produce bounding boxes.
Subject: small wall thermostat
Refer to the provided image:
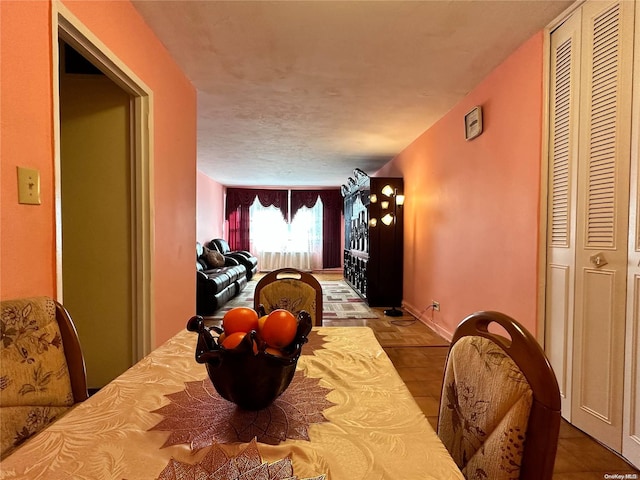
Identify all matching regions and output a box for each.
[464,106,483,141]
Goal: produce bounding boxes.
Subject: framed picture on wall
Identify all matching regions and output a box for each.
[464,106,483,140]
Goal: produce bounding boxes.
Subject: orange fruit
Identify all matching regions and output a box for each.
[222,307,259,335]
[221,331,246,349]
[264,346,284,357]
[261,309,298,349]
[258,315,269,332]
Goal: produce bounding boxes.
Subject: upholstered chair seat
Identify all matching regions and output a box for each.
[0,297,87,459]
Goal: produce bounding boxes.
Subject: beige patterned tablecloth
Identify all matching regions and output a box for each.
[0,327,463,480]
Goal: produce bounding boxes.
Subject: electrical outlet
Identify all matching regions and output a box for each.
[432,301,440,311]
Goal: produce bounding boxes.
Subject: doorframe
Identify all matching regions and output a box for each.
[51,1,154,362]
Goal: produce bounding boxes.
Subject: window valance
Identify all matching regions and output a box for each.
[225,188,288,220]
[291,189,343,219]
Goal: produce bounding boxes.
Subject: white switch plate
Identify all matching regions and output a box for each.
[17,167,41,205]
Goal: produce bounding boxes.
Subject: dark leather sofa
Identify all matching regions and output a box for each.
[196,242,248,316]
[208,239,259,280]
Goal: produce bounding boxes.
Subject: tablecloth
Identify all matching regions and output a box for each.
[0,327,463,480]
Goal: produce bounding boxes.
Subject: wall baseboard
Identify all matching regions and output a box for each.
[403,301,453,342]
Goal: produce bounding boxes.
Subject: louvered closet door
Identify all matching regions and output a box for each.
[571,0,635,452]
[545,10,582,419]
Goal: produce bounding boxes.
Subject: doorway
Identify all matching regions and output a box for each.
[54,4,154,388]
[59,41,133,388]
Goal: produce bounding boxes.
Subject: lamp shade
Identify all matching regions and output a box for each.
[381,213,394,226]
[396,194,405,206]
[381,201,389,209]
[381,185,394,197]
[370,193,377,203]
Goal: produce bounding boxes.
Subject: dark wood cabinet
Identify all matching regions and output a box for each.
[343,175,403,308]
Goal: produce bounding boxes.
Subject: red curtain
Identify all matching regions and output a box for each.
[290,190,320,217]
[225,188,288,251]
[291,189,343,268]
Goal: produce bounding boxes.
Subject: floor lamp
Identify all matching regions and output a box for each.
[380,185,404,317]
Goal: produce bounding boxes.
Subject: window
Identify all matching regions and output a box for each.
[249,196,323,271]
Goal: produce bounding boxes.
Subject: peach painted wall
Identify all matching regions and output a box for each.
[0,0,197,346]
[376,33,544,339]
[197,172,225,244]
[1,1,57,298]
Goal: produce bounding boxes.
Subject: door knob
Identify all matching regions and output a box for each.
[590,252,608,268]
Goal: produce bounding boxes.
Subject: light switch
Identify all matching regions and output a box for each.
[17,167,41,205]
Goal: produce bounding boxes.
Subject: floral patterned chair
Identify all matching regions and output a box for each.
[0,297,88,459]
[253,268,323,326]
[437,311,561,480]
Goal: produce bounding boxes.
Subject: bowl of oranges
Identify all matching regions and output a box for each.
[187,306,313,410]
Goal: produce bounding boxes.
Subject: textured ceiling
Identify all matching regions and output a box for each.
[131,0,573,187]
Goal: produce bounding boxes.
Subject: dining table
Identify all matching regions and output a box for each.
[0,326,464,480]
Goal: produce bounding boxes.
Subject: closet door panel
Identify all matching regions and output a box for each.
[547,265,573,410]
[545,10,582,418]
[624,275,640,465]
[578,269,617,419]
[572,0,635,452]
[624,0,640,466]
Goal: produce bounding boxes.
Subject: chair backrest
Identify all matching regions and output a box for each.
[437,311,561,480]
[253,268,323,326]
[0,297,88,459]
[211,238,231,254]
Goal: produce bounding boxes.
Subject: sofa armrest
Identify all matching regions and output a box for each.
[226,252,252,263]
[224,256,241,267]
[197,270,212,282]
[209,239,255,261]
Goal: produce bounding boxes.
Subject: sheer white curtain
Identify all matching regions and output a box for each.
[249,197,323,271]
[289,198,323,270]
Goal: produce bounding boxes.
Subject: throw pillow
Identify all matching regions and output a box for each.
[203,247,225,268]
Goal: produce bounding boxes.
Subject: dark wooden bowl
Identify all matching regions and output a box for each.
[187,310,312,410]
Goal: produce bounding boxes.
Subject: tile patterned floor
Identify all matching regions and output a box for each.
[313,272,640,479]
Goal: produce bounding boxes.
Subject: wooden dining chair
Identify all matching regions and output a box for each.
[253,268,323,326]
[0,297,88,459]
[437,311,561,480]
